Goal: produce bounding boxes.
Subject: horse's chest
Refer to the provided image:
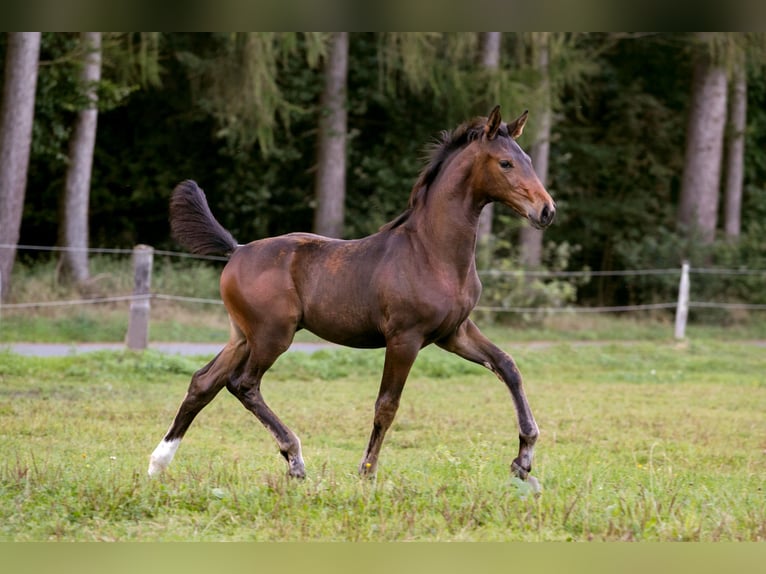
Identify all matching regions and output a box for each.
[446,269,481,303]
[421,273,481,323]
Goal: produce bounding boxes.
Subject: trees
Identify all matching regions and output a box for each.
[723,48,747,240]
[4,33,766,310]
[546,34,689,303]
[677,34,729,245]
[676,33,762,246]
[476,32,501,259]
[519,32,552,268]
[178,33,326,155]
[0,33,41,300]
[313,32,349,238]
[58,32,102,285]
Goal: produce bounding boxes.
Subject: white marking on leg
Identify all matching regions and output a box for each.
[147,438,181,477]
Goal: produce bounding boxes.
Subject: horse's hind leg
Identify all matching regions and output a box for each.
[147,338,248,476]
[226,335,306,478]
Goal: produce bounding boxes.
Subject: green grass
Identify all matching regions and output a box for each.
[1,341,764,541]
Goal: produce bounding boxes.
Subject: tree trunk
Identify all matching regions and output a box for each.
[313,32,348,238]
[519,32,551,268]
[59,32,102,285]
[677,51,728,244]
[723,53,746,240]
[476,32,501,264]
[0,32,41,301]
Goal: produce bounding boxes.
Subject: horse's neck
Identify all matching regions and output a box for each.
[407,169,483,278]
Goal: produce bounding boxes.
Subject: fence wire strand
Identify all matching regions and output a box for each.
[0,243,228,261]
[6,295,766,313]
[478,268,680,278]
[1,244,765,314]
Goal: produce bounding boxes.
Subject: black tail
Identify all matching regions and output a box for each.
[169,180,239,258]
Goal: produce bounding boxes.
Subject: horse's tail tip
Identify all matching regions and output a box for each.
[174,179,202,195]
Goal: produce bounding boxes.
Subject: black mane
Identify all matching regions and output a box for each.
[379,116,507,232]
[413,118,485,202]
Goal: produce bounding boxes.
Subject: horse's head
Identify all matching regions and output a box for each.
[474,105,555,229]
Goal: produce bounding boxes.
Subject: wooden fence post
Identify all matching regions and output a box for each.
[674,260,690,340]
[126,244,153,350]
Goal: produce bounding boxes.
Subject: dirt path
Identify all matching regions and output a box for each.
[4,339,765,357]
[1,341,338,357]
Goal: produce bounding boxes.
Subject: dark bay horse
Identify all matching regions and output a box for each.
[148,106,555,488]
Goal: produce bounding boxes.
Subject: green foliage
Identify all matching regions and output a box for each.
[22,32,174,249]
[151,257,223,300]
[343,33,553,237]
[177,32,327,154]
[700,225,766,311]
[478,214,586,324]
[7,32,766,312]
[7,254,223,303]
[104,32,163,90]
[615,223,766,321]
[0,255,229,343]
[29,33,80,163]
[546,35,690,304]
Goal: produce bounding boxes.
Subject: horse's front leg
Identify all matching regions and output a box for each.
[437,319,541,490]
[359,335,422,477]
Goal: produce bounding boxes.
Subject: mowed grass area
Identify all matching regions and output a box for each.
[1,339,764,541]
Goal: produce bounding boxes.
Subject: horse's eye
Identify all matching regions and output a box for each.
[499,160,513,169]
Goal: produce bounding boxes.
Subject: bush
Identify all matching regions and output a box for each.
[615,223,766,325]
[477,217,587,325]
[1,254,229,343]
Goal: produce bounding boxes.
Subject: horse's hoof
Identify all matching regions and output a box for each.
[358,461,377,479]
[287,465,306,479]
[510,460,529,480]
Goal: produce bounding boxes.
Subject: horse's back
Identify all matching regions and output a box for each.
[219,231,393,346]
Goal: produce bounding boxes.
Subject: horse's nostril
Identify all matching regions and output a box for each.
[540,204,554,226]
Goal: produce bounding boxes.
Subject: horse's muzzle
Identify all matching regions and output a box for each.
[532,202,556,229]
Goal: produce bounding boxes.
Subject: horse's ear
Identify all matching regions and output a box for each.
[508,110,529,140]
[485,105,502,140]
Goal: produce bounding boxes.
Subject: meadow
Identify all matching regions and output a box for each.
[1,336,764,541]
[1,256,765,541]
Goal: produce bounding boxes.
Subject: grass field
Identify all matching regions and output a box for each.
[1,338,764,541]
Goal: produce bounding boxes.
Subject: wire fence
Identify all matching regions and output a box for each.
[1,243,766,345]
[1,243,228,261]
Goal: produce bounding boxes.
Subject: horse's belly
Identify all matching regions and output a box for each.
[299,290,384,348]
[301,315,386,349]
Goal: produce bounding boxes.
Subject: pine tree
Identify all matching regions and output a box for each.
[0,33,41,300]
[677,34,730,244]
[313,33,349,238]
[59,32,102,286]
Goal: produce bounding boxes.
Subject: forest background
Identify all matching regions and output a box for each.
[1,32,765,316]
